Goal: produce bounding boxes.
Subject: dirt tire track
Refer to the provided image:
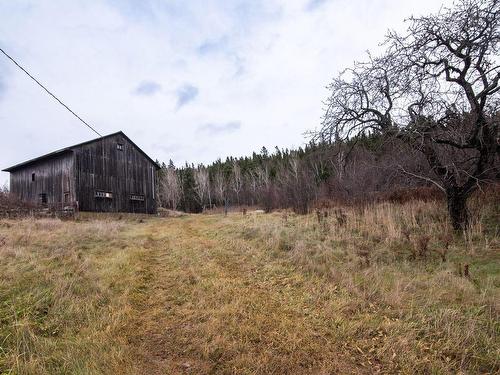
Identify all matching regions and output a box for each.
[126,216,367,375]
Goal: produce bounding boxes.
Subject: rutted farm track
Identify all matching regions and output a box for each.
[126,217,362,374]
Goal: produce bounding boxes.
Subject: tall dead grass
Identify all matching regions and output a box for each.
[0,200,497,374]
[0,218,140,374]
[238,200,499,373]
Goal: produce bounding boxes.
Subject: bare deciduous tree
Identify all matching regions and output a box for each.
[231,161,243,205]
[315,0,499,230]
[193,166,210,210]
[161,165,182,210]
[214,168,227,206]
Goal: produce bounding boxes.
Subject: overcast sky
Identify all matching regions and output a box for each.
[0,0,454,186]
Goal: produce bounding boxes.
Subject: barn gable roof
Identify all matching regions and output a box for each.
[2,131,161,172]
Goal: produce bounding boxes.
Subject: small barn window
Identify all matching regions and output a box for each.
[95,191,113,199]
[32,173,35,182]
[39,193,47,205]
[130,194,144,201]
[117,143,123,151]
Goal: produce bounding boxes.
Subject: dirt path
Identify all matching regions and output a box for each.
[125,215,366,375]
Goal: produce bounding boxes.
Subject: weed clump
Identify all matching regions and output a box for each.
[277,230,295,252]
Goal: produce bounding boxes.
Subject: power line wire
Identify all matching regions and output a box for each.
[0,47,102,137]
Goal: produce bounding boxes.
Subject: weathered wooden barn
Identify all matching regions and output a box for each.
[2,131,160,214]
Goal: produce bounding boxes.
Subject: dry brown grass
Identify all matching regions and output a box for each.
[0,200,498,374]
[239,201,499,373]
[0,218,141,374]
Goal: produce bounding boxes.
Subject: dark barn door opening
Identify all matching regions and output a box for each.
[95,191,114,212]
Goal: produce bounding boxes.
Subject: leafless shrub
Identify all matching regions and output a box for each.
[412,235,430,259]
[334,209,347,226]
[316,209,322,224]
[383,187,444,204]
[435,232,453,262]
[356,244,371,267]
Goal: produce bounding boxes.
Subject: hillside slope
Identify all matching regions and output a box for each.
[0,202,498,374]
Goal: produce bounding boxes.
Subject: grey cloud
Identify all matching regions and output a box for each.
[197,121,241,135]
[197,36,228,55]
[152,142,182,154]
[176,84,198,109]
[134,80,162,96]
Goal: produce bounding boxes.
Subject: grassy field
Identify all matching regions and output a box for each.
[0,201,498,374]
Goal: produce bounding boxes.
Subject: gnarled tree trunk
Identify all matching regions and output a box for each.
[446,188,470,231]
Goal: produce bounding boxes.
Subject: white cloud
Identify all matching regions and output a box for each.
[197,121,241,135]
[0,0,455,185]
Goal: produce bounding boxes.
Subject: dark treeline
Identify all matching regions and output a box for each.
[156,134,438,214]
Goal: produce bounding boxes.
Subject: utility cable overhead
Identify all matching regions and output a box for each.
[0,47,102,137]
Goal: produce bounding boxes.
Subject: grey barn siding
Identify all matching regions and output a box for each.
[3,132,159,214]
[74,133,157,213]
[9,153,74,206]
